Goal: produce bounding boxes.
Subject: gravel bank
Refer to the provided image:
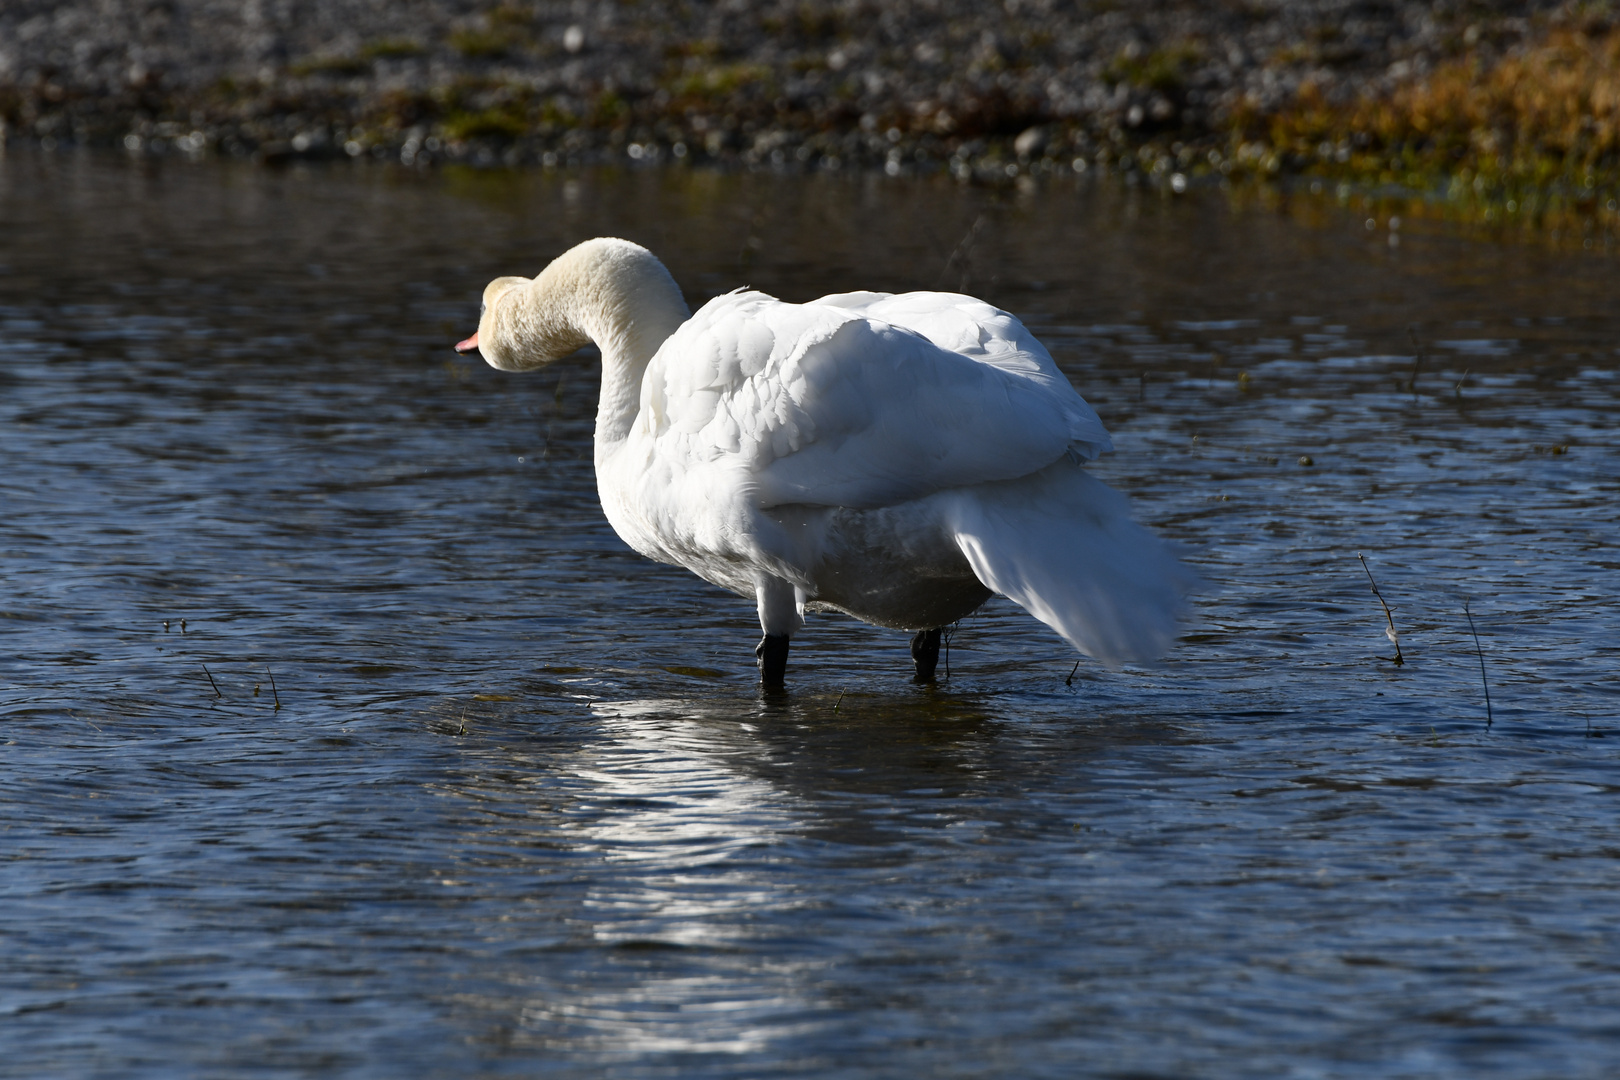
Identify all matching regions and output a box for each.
[0,0,1591,190]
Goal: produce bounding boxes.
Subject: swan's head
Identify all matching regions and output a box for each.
[454,275,536,369]
[454,239,691,373]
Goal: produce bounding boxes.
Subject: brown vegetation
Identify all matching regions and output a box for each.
[1248,18,1620,231]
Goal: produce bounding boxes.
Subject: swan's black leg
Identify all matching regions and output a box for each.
[911,628,943,682]
[756,634,790,687]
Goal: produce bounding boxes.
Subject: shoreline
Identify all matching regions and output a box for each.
[8,141,1614,260]
[3,1,1617,234]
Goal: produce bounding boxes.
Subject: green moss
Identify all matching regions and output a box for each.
[665,39,723,61]
[487,3,536,28]
[443,105,528,140]
[449,28,517,59]
[1104,42,1202,93]
[539,99,578,129]
[665,63,771,102]
[362,39,427,61]
[588,90,629,127]
[760,5,846,41]
[290,54,372,78]
[367,89,441,129]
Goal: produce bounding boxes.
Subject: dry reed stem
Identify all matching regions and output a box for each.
[1464,600,1494,728]
[1357,553,1405,666]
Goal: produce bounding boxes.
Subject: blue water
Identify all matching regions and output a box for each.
[2,150,1618,1077]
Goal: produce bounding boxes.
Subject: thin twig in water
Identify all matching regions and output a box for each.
[542,372,566,459]
[265,666,280,711]
[1455,368,1470,404]
[1405,326,1425,397]
[937,214,987,292]
[1357,553,1405,665]
[833,690,844,713]
[202,663,222,698]
[1464,600,1492,728]
[1066,659,1080,688]
[943,622,957,679]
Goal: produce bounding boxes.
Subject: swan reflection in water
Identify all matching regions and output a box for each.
[576,689,1008,862]
[492,686,1182,1058]
[498,693,1017,1055]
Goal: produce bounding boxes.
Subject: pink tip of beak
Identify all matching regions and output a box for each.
[454,331,480,354]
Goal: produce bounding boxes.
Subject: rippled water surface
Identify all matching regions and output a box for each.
[3,151,1618,1078]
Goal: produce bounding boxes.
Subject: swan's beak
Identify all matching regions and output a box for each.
[454,331,480,355]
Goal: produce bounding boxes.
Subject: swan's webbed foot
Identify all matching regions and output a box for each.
[756,634,790,687]
[910,628,943,682]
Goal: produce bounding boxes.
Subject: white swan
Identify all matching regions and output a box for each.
[456,237,1193,685]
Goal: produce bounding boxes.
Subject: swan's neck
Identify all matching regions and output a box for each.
[486,238,690,452]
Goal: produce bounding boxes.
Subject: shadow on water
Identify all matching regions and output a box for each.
[3,149,1619,1077]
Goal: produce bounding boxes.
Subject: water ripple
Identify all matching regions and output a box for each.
[2,152,1618,1078]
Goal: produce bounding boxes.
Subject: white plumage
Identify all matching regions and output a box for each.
[457,237,1193,683]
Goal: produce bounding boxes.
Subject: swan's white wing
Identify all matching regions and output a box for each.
[640,291,1110,511]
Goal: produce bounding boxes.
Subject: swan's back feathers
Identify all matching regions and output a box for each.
[814,290,1085,395]
[639,290,1112,511]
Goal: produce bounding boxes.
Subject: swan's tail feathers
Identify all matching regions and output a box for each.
[951,464,1198,668]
